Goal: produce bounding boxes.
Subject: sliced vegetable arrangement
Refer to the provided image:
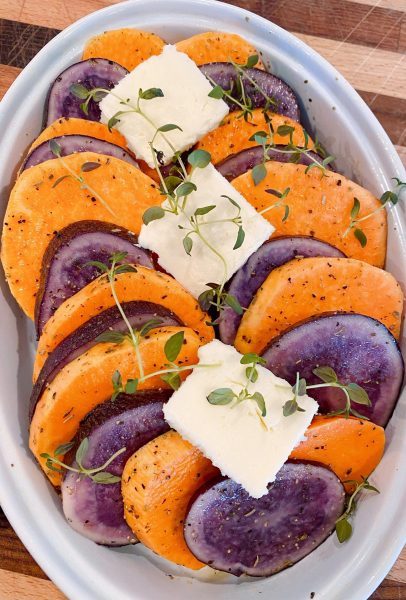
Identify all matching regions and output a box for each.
[1,25,404,580]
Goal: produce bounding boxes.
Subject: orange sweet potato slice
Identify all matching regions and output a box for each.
[30,327,202,486]
[34,269,214,379]
[176,31,263,67]
[290,416,385,492]
[82,28,165,71]
[29,118,128,152]
[1,152,161,318]
[122,430,219,569]
[235,257,403,354]
[232,162,387,267]
[196,110,312,165]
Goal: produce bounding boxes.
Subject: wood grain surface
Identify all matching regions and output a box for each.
[0,0,405,598]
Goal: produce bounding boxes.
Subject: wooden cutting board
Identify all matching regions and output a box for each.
[0,0,405,598]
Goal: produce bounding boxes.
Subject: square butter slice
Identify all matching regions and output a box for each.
[139,163,274,298]
[164,340,318,498]
[100,45,229,167]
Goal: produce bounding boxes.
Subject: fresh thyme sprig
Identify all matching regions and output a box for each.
[85,251,146,379]
[143,148,211,220]
[179,195,244,255]
[198,282,243,325]
[40,438,125,484]
[282,372,307,416]
[49,139,117,217]
[344,178,406,248]
[207,54,277,121]
[258,186,291,222]
[248,124,334,187]
[207,353,268,427]
[90,253,221,394]
[282,366,371,418]
[335,477,380,543]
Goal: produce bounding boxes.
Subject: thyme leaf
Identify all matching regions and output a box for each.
[335,477,380,542]
[40,437,126,485]
[207,353,268,424]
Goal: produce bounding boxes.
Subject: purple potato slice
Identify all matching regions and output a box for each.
[199,62,300,121]
[35,220,154,336]
[219,237,345,345]
[184,463,345,576]
[217,145,331,181]
[29,300,181,421]
[21,135,138,171]
[44,58,128,126]
[62,391,171,546]
[262,312,404,427]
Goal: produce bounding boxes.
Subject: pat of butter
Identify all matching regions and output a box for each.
[100,45,229,167]
[138,163,274,298]
[163,340,318,498]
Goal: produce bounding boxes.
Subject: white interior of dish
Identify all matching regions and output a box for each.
[0,1,405,599]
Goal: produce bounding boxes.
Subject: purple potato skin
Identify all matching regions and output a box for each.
[184,463,345,576]
[199,63,300,121]
[218,237,345,345]
[62,392,171,546]
[45,58,128,126]
[217,145,332,181]
[29,300,180,421]
[262,313,404,427]
[21,135,138,171]
[35,220,154,336]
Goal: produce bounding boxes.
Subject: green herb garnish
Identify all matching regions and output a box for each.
[207,353,268,426]
[335,477,380,542]
[49,139,115,217]
[344,179,406,247]
[40,437,125,484]
[282,366,371,418]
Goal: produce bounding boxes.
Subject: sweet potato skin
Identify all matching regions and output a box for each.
[122,430,219,569]
[82,28,165,71]
[29,118,127,152]
[235,257,403,354]
[232,162,387,267]
[1,152,161,318]
[197,110,312,165]
[29,327,202,486]
[34,269,214,379]
[290,416,385,492]
[175,32,263,67]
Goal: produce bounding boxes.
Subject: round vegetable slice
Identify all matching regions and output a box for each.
[29,118,127,152]
[184,463,345,576]
[34,269,214,379]
[219,237,345,345]
[200,63,299,121]
[82,28,165,71]
[30,327,202,486]
[235,257,403,354]
[30,300,180,420]
[176,32,263,67]
[122,430,219,569]
[263,313,404,426]
[196,109,311,166]
[1,152,161,318]
[290,416,385,491]
[34,220,153,336]
[44,58,128,125]
[232,162,387,267]
[62,391,170,546]
[217,145,329,181]
[21,135,137,172]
